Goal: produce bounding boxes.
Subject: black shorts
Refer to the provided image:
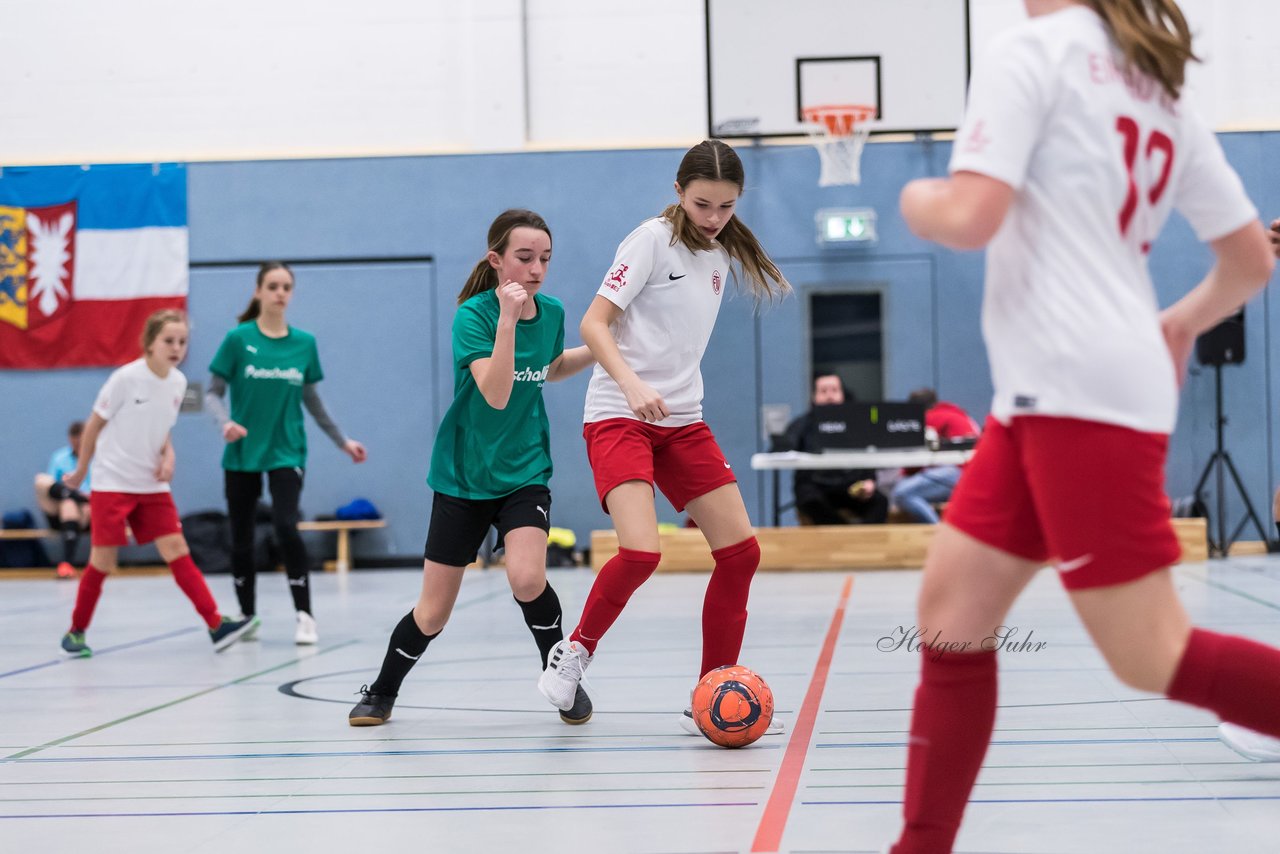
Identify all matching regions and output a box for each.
[424,484,552,567]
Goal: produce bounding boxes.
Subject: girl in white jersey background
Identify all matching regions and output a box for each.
[58,311,257,658]
[538,140,790,732]
[889,2,1278,851]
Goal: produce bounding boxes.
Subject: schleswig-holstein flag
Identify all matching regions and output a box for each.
[0,163,187,369]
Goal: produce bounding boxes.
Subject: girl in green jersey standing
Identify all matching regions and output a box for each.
[207,262,368,645]
[349,209,595,727]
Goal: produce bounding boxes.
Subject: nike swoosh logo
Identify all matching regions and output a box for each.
[394,648,421,661]
[531,617,560,631]
[723,460,731,469]
[1057,554,1094,572]
[668,273,686,280]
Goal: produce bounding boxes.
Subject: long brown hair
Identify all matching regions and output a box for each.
[140,308,188,354]
[662,140,789,302]
[457,209,552,306]
[1084,0,1197,100]
[238,261,294,323]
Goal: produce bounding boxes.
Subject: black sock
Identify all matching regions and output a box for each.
[369,611,439,697]
[286,566,312,615]
[59,520,81,564]
[47,481,85,503]
[516,582,564,669]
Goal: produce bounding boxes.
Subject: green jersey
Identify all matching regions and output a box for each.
[428,290,565,500]
[209,321,325,472]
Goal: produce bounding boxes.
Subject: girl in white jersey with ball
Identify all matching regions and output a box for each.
[888,2,1278,851]
[538,140,790,733]
[58,311,257,658]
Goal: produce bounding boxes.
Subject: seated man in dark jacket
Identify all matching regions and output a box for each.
[773,374,889,525]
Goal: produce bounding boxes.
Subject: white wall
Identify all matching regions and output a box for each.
[2,0,1275,165]
[969,0,1280,131]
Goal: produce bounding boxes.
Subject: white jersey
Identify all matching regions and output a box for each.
[584,217,730,426]
[90,358,187,493]
[950,6,1257,433]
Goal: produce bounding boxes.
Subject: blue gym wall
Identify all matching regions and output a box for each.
[3,134,1278,561]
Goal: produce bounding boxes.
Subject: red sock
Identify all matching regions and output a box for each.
[169,554,221,630]
[569,547,661,654]
[700,536,760,677]
[892,648,998,854]
[1167,628,1280,736]
[70,565,107,633]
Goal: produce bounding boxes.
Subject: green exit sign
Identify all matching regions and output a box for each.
[816,208,877,244]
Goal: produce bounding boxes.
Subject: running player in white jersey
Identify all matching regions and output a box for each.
[537,140,791,733]
[888,2,1278,851]
[58,311,257,658]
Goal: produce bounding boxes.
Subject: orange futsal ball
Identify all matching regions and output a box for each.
[691,665,774,748]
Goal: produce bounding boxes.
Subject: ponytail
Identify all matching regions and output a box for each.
[457,259,500,306]
[457,209,552,306]
[1085,0,1197,100]
[237,298,261,323]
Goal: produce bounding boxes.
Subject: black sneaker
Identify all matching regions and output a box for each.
[349,685,395,726]
[209,615,259,652]
[61,631,92,658]
[559,684,593,725]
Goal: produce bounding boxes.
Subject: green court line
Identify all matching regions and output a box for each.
[3,641,356,762]
[1,784,769,803]
[1179,567,1280,612]
[0,768,774,786]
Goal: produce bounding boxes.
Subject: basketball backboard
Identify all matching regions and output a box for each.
[706,0,971,139]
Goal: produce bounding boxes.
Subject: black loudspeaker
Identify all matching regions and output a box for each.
[1195,308,1246,366]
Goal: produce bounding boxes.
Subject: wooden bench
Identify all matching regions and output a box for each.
[590,517,1211,572]
[1,520,388,576]
[297,519,387,574]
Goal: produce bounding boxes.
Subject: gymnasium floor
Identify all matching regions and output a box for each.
[2,558,1278,853]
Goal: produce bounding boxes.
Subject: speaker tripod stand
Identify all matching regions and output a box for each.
[1192,362,1274,557]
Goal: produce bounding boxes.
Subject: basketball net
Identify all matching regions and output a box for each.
[803,104,876,187]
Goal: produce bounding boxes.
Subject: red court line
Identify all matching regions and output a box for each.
[751,574,854,853]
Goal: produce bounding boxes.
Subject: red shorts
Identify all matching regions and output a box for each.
[584,418,738,513]
[944,416,1181,590]
[89,491,183,547]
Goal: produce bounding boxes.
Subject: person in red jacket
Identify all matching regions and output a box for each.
[890,388,980,523]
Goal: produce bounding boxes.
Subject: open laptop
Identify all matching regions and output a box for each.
[806,401,927,450]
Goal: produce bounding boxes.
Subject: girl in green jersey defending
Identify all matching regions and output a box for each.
[349,209,595,727]
[207,262,368,645]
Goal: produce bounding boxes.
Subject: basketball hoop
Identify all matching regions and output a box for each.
[802,104,876,187]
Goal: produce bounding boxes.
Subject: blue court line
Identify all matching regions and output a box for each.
[815,737,1221,749]
[9,742,782,764]
[0,626,200,681]
[0,801,758,820]
[802,795,1280,806]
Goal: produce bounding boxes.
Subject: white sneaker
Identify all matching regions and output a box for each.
[295,611,318,645]
[538,639,592,711]
[1219,722,1280,761]
[679,707,786,736]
